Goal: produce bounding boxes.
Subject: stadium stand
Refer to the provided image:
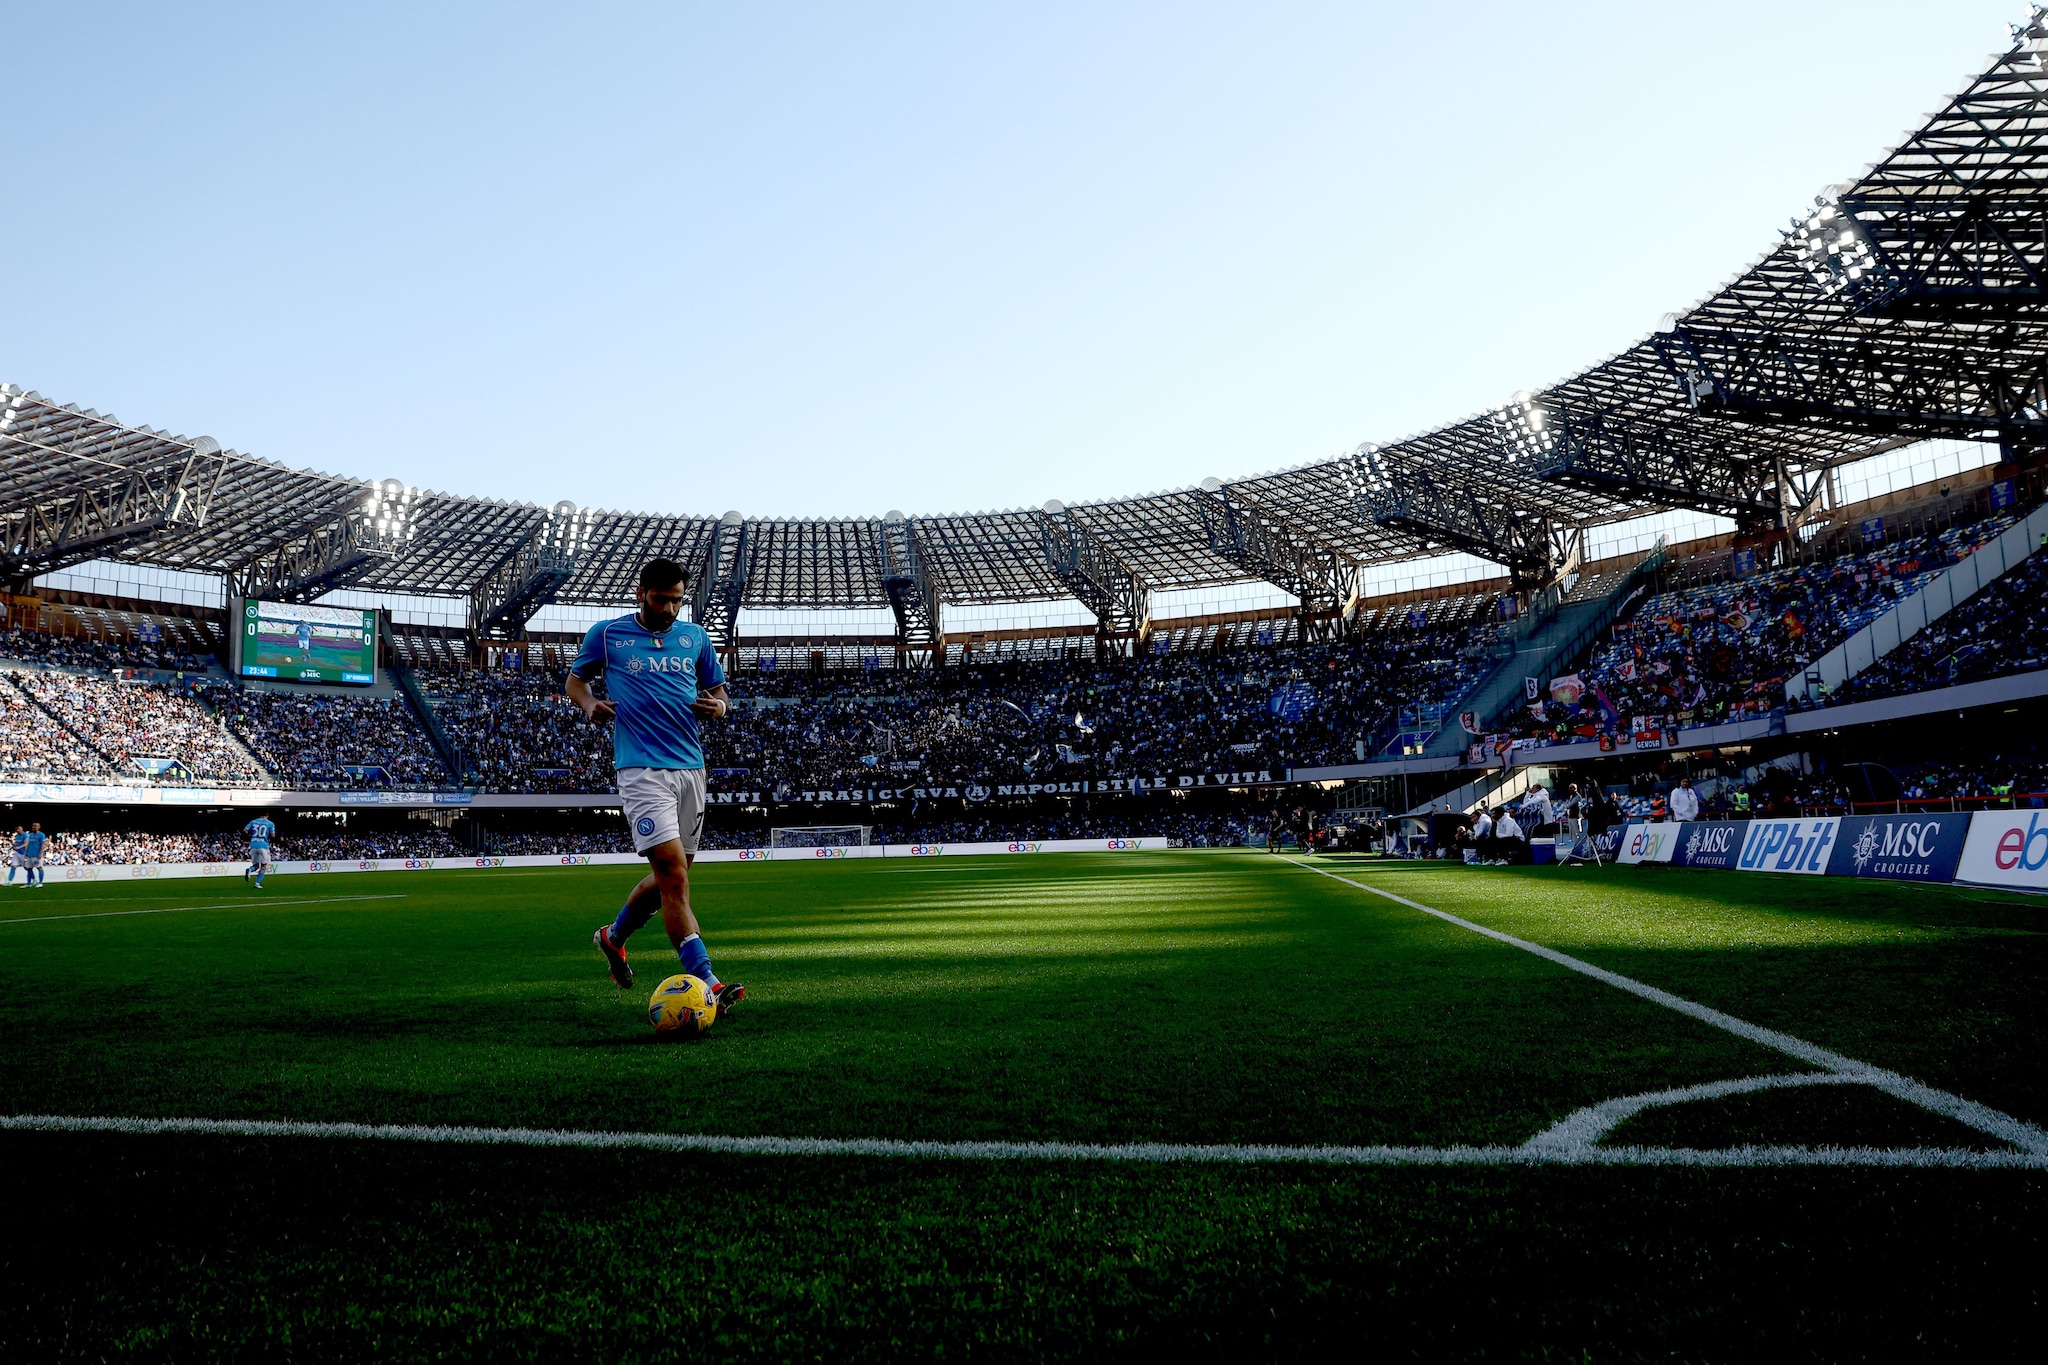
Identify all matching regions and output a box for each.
[419,667,614,793]
[36,827,469,866]
[0,626,217,675]
[1491,507,2026,746]
[705,625,1491,791]
[6,669,266,784]
[218,691,450,789]
[1822,549,2048,706]
[0,672,111,779]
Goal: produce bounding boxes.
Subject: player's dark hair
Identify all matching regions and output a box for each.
[638,558,689,593]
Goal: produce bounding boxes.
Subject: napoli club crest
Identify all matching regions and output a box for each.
[636,816,656,837]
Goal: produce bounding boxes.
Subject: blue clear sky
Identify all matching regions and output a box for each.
[0,2,2020,521]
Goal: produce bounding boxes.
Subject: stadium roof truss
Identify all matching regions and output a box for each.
[4,13,2045,643]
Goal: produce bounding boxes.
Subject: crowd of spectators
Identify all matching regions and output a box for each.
[705,628,1489,794]
[6,670,266,783]
[1497,512,2020,748]
[220,691,450,789]
[422,669,613,792]
[0,628,217,675]
[33,826,472,866]
[1822,549,2048,708]
[1,674,110,779]
[407,626,1490,796]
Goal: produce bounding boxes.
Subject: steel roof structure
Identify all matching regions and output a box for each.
[5,13,2046,649]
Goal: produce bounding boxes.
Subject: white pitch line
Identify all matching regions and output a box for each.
[2,1114,2044,1169]
[1524,1072,1867,1155]
[1278,856,2048,1157]
[0,894,407,926]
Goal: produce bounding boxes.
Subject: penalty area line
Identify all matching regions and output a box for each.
[1,1114,2044,1169]
[0,894,408,926]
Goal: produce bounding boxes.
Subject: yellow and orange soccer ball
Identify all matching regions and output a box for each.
[648,973,718,1037]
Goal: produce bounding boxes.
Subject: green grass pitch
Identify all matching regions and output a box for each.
[0,852,2042,1359]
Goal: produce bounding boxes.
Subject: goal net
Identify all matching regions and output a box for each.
[770,825,871,849]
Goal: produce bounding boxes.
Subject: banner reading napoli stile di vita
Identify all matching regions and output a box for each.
[1826,814,1972,882]
[1955,809,2048,890]
[1736,817,1840,875]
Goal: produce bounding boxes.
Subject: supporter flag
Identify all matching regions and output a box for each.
[1460,710,1480,735]
[1732,548,1757,574]
[760,655,778,672]
[1524,676,1540,701]
[1548,673,1585,708]
[1720,611,1749,631]
[1991,478,2017,510]
[1781,610,1805,639]
[1616,660,1637,681]
[1589,683,1620,722]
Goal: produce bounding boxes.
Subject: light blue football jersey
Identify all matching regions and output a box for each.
[20,830,46,858]
[570,614,725,772]
[244,818,276,848]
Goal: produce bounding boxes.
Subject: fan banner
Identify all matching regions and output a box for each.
[1735,818,1840,875]
[1825,814,1972,882]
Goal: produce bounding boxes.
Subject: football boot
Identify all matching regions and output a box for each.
[593,925,634,989]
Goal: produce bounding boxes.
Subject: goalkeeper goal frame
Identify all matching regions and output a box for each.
[769,825,872,849]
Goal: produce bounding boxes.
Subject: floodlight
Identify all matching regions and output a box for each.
[1788,195,1881,298]
[1494,390,1556,464]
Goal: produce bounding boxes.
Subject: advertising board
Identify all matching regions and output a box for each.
[1955,809,2048,891]
[1672,821,1746,870]
[1826,814,1972,883]
[1735,817,1840,875]
[1616,822,1680,865]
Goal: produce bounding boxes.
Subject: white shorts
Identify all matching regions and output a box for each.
[250,846,272,867]
[618,767,707,856]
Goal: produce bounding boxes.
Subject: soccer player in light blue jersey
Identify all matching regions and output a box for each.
[7,826,24,886]
[568,558,743,1015]
[244,815,277,888]
[18,823,47,887]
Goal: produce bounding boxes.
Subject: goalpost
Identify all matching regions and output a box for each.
[769,825,872,849]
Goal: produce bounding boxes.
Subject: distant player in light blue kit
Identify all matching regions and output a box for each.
[7,826,24,886]
[569,558,743,1015]
[18,823,48,888]
[297,621,313,662]
[244,816,276,888]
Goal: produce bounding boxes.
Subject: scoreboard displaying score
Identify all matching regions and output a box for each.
[235,600,378,685]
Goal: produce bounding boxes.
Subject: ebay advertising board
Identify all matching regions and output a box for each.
[1955,810,2048,891]
[1616,822,1680,864]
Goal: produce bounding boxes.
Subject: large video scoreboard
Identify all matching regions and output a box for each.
[234,600,378,686]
